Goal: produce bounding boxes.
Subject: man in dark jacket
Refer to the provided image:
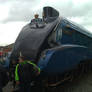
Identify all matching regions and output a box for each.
[31,14,42,23]
[0,65,9,92]
[15,56,40,92]
[0,74,2,92]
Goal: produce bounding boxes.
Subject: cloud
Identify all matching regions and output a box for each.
[1,0,42,23]
[0,21,26,46]
[2,0,92,23]
[0,0,92,45]
[0,0,9,3]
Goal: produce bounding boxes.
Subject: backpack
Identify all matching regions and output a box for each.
[18,63,34,83]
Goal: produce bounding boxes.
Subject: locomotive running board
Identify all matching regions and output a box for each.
[47,76,72,87]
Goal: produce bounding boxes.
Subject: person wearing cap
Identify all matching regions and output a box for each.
[15,56,40,92]
[31,14,42,24]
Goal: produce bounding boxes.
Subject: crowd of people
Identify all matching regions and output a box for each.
[0,52,41,92]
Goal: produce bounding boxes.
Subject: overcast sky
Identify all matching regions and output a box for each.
[0,0,92,46]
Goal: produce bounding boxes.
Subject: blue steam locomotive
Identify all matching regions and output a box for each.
[10,6,92,86]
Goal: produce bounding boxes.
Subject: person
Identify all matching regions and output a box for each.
[0,69,3,92]
[15,55,40,92]
[31,14,42,24]
[30,14,46,28]
[9,59,17,90]
[0,64,9,92]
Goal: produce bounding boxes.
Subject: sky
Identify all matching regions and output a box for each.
[0,0,92,46]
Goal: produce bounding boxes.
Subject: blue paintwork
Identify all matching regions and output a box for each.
[38,50,55,70]
[38,45,92,75]
[38,18,92,76]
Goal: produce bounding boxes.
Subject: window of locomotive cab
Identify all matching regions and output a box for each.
[63,25,74,35]
[61,25,76,44]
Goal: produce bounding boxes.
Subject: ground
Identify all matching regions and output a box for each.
[3,71,92,92]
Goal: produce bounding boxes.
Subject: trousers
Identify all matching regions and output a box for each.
[18,83,31,92]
